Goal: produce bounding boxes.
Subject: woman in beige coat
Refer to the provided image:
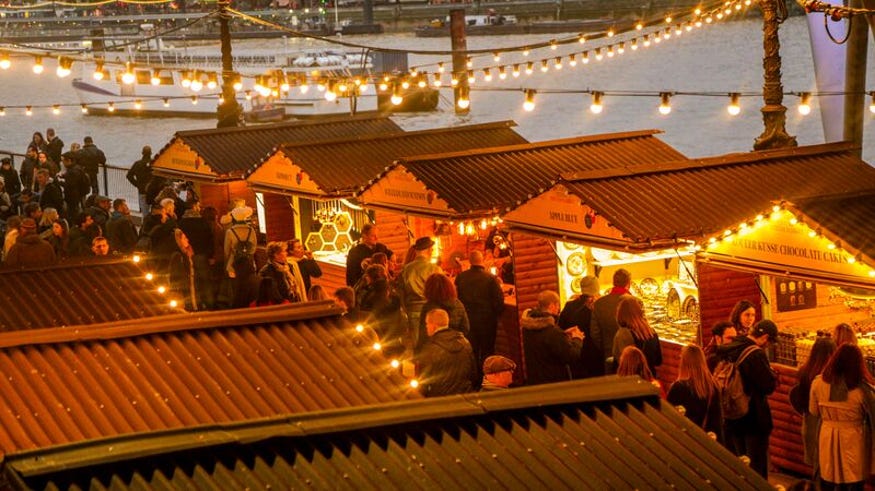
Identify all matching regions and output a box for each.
[809,343,875,491]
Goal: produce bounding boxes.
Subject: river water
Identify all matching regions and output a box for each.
[0,15,873,166]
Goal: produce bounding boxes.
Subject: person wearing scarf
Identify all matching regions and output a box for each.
[259,241,305,303]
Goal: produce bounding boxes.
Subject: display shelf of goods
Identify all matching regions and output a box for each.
[640,277,699,345]
[793,324,875,367]
[306,232,325,252]
[333,211,352,233]
[320,223,338,243]
[334,232,352,252]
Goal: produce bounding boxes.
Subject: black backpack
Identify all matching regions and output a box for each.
[230,227,255,269]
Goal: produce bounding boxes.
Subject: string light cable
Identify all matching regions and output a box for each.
[797,0,875,19]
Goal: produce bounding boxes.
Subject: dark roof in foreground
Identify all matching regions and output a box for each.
[4,378,771,490]
[0,258,178,331]
[549,142,875,246]
[153,116,404,179]
[0,302,420,456]
[791,189,875,265]
[249,120,528,198]
[362,129,686,217]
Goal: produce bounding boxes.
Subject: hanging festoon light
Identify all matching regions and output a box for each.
[493,51,501,63]
[107,102,115,113]
[52,104,60,115]
[498,65,507,80]
[512,64,521,78]
[522,89,536,112]
[122,62,136,85]
[206,72,218,90]
[0,107,5,116]
[25,106,32,116]
[457,86,470,110]
[868,92,875,114]
[162,98,170,107]
[432,72,442,87]
[55,56,72,78]
[589,91,604,114]
[93,60,106,80]
[80,104,88,114]
[190,71,203,92]
[553,56,563,69]
[466,70,475,85]
[0,52,10,70]
[233,73,243,92]
[466,56,472,69]
[568,53,577,67]
[134,99,143,110]
[191,95,198,105]
[32,56,44,74]
[324,81,338,102]
[483,67,492,82]
[391,83,403,106]
[727,92,741,116]
[797,92,812,116]
[540,59,549,72]
[525,61,534,75]
[151,70,161,86]
[658,92,672,115]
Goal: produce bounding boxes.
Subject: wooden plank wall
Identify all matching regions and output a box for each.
[697,262,763,345]
[768,364,809,476]
[511,232,559,313]
[197,181,256,218]
[376,210,413,269]
[316,262,347,297]
[263,192,295,242]
[658,340,682,390]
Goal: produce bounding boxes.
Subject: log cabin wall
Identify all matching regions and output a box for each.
[769,364,810,476]
[317,262,348,297]
[511,232,559,313]
[375,210,413,268]
[262,193,296,242]
[696,262,763,346]
[196,181,256,218]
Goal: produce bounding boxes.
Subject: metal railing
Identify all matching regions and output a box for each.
[0,149,142,215]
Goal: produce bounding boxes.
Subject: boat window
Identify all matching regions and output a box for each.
[136,70,151,84]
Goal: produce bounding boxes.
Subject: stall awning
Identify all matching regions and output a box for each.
[503,142,875,254]
[151,116,404,183]
[356,129,686,220]
[244,121,527,199]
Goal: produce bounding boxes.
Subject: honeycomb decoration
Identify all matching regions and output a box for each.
[305,211,354,253]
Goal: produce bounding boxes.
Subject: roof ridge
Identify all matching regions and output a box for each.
[395,129,665,165]
[174,115,391,137]
[5,377,659,476]
[561,141,860,181]
[0,301,342,349]
[275,120,519,151]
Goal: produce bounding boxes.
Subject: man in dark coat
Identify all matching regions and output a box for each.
[105,199,139,254]
[589,268,633,374]
[45,128,64,166]
[455,250,505,379]
[716,319,778,479]
[522,290,583,385]
[558,275,603,379]
[60,152,90,219]
[126,145,153,214]
[417,308,475,397]
[345,223,393,286]
[77,136,106,195]
[34,169,64,216]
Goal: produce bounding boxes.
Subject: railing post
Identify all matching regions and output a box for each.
[102,163,109,197]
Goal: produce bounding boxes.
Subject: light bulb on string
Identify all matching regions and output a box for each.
[122,63,135,85]
[134,99,143,110]
[466,56,472,69]
[522,89,535,112]
[32,56,44,74]
[658,92,672,115]
[525,62,534,75]
[25,106,32,116]
[589,91,604,114]
[93,60,105,80]
[457,86,470,110]
[206,72,218,90]
[617,43,625,55]
[797,92,812,116]
[437,62,445,73]
[595,48,603,61]
[324,82,337,102]
[56,56,72,77]
[450,76,459,87]
[550,40,558,50]
[432,73,442,87]
[607,46,615,58]
[554,57,562,69]
[635,20,644,30]
[191,95,198,105]
[0,52,9,70]
[631,39,638,51]
[665,15,673,23]
[233,74,243,91]
[466,70,474,85]
[52,105,60,115]
[390,83,403,106]
[606,28,615,37]
[643,35,651,47]
[727,92,741,116]
[540,59,549,72]
[80,104,88,114]
[868,92,875,114]
[107,102,115,113]
[190,74,203,92]
[482,68,492,82]
[401,79,410,90]
[512,64,520,78]
[493,51,500,62]
[151,70,161,85]
[578,34,586,44]
[582,51,590,64]
[498,65,507,79]
[568,53,577,66]
[0,107,5,116]
[522,49,530,57]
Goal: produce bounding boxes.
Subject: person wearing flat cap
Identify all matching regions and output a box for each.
[398,236,442,342]
[4,217,55,269]
[480,355,517,391]
[558,275,604,379]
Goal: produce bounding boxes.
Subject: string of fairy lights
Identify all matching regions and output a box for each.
[0,0,874,116]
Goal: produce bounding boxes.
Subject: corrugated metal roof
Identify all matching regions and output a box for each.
[6,378,771,490]
[154,116,404,179]
[366,130,686,216]
[791,189,875,265]
[0,302,420,456]
[558,142,875,244]
[256,121,528,197]
[0,259,178,331]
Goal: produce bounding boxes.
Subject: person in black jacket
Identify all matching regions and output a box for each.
[126,145,153,214]
[417,308,475,397]
[60,152,90,219]
[0,157,21,199]
[558,275,603,379]
[522,290,584,385]
[77,136,106,195]
[287,238,322,293]
[716,319,779,479]
[34,169,64,216]
[455,250,505,379]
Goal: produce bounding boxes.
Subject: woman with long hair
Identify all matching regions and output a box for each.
[168,229,199,311]
[728,299,757,336]
[46,219,70,259]
[668,344,722,439]
[833,323,858,347]
[613,296,662,374]
[795,337,837,468]
[617,346,665,398]
[38,207,59,237]
[415,272,470,353]
[810,343,875,491]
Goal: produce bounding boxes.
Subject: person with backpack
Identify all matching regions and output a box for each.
[224,205,258,308]
[714,319,779,479]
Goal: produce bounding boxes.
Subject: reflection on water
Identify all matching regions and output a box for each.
[0,15,872,166]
